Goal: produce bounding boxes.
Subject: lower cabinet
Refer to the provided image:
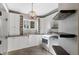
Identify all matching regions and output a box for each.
[29,35,42,47]
[8,35,42,52]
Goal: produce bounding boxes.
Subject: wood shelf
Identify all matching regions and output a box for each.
[53,10,76,20]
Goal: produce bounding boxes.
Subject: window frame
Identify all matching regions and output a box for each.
[23,19,36,30]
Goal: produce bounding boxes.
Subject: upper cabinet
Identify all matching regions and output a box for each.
[8,13,20,35]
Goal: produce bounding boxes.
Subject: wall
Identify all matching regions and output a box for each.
[40,12,58,34]
[78,13,79,55]
[58,3,79,55]
[58,14,78,54]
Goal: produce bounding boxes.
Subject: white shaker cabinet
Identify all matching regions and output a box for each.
[9,13,20,35]
[29,35,42,47]
[8,35,42,52]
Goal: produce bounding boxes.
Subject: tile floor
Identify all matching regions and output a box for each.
[8,45,52,55]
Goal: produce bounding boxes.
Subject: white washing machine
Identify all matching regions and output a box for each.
[42,34,59,54]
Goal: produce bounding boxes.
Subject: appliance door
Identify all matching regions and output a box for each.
[42,38,49,51]
[48,36,59,54]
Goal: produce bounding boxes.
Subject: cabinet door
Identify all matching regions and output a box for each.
[29,35,42,47]
[9,13,20,35]
[14,14,20,35]
[9,13,15,35]
[8,36,29,51]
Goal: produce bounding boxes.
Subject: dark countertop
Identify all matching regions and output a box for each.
[8,33,45,37]
[47,31,77,38]
[8,32,77,38]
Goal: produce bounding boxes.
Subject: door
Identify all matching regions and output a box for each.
[0,11,8,55]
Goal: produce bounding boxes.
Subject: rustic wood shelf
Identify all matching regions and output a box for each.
[53,10,76,20]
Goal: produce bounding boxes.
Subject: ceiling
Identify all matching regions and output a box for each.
[6,3,58,15]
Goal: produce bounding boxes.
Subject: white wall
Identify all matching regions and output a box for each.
[58,14,78,55]
[58,15,78,55]
[8,35,42,52]
[58,3,79,55]
[40,12,58,34]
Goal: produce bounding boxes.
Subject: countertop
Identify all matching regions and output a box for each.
[8,32,77,38]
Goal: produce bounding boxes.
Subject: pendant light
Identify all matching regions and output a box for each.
[29,3,37,20]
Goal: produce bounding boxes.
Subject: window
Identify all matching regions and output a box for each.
[23,18,39,34]
[24,20,29,29]
[30,21,35,28]
[23,19,37,30]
